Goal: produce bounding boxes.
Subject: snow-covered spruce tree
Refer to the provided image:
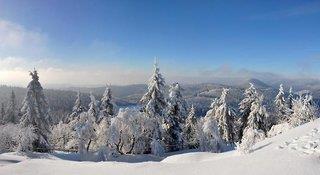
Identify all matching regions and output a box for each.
[167,83,188,122]
[5,90,18,124]
[199,115,222,152]
[238,95,268,153]
[205,98,220,119]
[140,61,167,119]
[215,88,237,143]
[68,91,86,122]
[238,83,259,141]
[74,112,97,158]
[274,84,288,123]
[286,87,294,111]
[289,94,317,127]
[0,103,5,125]
[183,105,198,149]
[139,61,167,152]
[163,83,187,151]
[88,92,99,122]
[20,70,51,152]
[99,86,115,123]
[246,95,269,134]
[151,137,165,157]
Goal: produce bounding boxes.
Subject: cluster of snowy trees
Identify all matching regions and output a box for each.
[0,90,18,125]
[50,63,317,157]
[0,65,318,158]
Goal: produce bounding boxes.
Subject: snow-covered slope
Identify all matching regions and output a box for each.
[1,119,320,175]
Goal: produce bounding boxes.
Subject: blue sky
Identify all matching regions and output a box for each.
[0,0,320,85]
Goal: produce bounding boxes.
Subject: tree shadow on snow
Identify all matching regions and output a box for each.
[253,142,272,152]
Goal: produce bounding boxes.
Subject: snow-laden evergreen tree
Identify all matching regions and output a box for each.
[5,90,18,124]
[88,92,99,122]
[163,83,187,151]
[197,92,225,152]
[289,94,317,127]
[20,70,51,152]
[139,60,167,152]
[167,83,188,122]
[238,95,267,153]
[286,87,294,110]
[68,91,86,122]
[183,105,198,148]
[99,86,115,123]
[151,137,165,157]
[215,88,237,143]
[205,98,220,119]
[0,103,5,125]
[245,95,269,135]
[274,84,288,123]
[199,116,222,152]
[140,60,167,119]
[238,83,259,141]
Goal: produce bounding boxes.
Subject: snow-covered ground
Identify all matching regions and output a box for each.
[1,119,320,175]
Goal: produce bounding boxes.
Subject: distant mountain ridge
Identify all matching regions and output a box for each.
[1,78,320,123]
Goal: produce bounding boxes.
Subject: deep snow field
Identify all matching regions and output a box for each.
[1,119,320,175]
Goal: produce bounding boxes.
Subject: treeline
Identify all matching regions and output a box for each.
[0,64,318,159]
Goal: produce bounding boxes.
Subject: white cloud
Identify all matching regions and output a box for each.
[0,56,151,86]
[0,19,47,56]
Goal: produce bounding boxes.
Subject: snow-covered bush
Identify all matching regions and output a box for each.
[16,125,37,152]
[94,117,110,150]
[74,112,97,159]
[267,122,291,137]
[0,124,19,153]
[108,108,156,154]
[237,128,265,154]
[289,94,317,127]
[0,124,37,153]
[50,121,73,150]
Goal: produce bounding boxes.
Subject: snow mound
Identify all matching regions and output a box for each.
[278,128,320,155]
